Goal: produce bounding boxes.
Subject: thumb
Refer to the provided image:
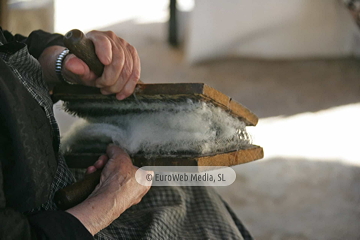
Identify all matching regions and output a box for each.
[62,54,98,85]
[106,144,129,160]
[63,54,89,76]
[105,145,133,169]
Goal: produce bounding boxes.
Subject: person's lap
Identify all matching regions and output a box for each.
[96,185,250,239]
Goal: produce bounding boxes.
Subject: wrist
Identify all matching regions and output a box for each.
[38,46,66,90]
[38,46,78,91]
[55,48,75,85]
[66,188,123,236]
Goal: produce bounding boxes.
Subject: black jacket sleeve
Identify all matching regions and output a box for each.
[0,34,93,239]
[28,211,93,240]
[0,163,36,239]
[0,136,93,240]
[0,207,93,239]
[3,29,65,59]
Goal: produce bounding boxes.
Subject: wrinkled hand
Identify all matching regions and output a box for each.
[67,145,152,236]
[62,30,141,100]
[90,145,152,210]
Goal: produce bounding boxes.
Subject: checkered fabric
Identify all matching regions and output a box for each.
[1,40,253,239]
[72,169,252,240]
[0,43,75,212]
[96,185,252,240]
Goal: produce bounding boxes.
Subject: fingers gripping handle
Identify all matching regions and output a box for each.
[64,29,104,76]
[54,170,101,210]
[64,29,144,84]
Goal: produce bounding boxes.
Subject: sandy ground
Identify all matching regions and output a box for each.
[50,3,360,239]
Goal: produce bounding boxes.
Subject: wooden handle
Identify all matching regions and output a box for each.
[64,29,104,76]
[54,170,101,210]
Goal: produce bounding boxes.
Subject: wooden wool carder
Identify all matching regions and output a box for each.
[52,30,264,210]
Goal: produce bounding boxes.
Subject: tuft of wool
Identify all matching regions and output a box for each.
[61,99,252,158]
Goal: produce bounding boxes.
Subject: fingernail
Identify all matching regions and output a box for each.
[101,89,110,95]
[116,94,126,100]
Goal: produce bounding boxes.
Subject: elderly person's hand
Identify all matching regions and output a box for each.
[62,31,141,100]
[39,30,140,100]
[66,145,153,236]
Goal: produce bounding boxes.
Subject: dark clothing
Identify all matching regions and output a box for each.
[0,28,252,240]
[0,28,92,239]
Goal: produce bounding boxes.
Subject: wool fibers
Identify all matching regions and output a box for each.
[61,99,252,158]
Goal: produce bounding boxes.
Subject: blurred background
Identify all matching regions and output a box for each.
[2,0,360,239]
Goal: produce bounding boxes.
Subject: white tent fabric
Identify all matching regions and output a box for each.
[186,0,360,63]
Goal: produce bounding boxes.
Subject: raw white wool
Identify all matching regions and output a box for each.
[61,100,251,158]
